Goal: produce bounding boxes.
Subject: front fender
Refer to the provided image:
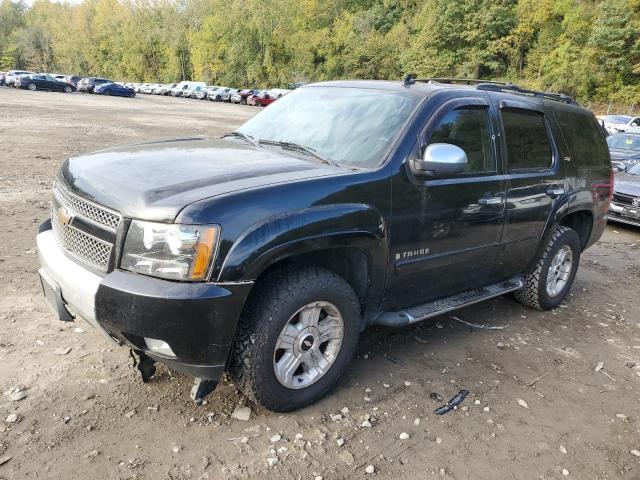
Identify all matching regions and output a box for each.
[217,203,386,282]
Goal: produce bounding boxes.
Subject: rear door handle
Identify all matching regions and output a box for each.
[546,188,565,198]
[478,195,503,206]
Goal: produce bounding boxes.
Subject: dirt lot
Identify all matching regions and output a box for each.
[1,87,639,480]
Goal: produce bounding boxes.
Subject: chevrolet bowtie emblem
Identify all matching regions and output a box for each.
[56,206,73,226]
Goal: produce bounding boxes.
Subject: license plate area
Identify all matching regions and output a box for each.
[39,269,74,321]
[624,207,640,218]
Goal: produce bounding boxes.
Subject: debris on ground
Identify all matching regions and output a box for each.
[430,392,443,402]
[516,398,529,409]
[434,389,469,415]
[5,413,18,423]
[5,387,27,402]
[231,406,252,421]
[450,315,510,330]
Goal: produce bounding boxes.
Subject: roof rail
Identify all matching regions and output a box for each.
[473,82,578,105]
[404,76,578,105]
[419,78,511,86]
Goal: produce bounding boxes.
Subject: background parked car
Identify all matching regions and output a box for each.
[16,73,75,93]
[183,82,207,99]
[195,85,216,100]
[608,132,640,171]
[170,81,191,97]
[0,72,6,85]
[247,90,276,107]
[77,77,113,93]
[94,82,135,98]
[235,88,259,104]
[63,75,81,87]
[221,88,238,102]
[207,87,228,101]
[4,70,33,87]
[608,162,640,228]
[158,83,176,95]
[598,114,640,134]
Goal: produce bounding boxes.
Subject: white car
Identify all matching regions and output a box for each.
[598,115,640,135]
[4,70,33,86]
[170,81,205,97]
[182,82,207,99]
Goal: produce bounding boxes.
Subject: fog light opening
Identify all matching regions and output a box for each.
[144,337,176,358]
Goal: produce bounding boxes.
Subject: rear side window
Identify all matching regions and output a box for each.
[427,106,496,174]
[555,109,609,166]
[502,108,553,171]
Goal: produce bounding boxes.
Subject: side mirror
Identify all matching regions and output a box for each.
[412,143,468,177]
[616,164,627,172]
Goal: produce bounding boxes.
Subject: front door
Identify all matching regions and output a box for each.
[384,96,506,310]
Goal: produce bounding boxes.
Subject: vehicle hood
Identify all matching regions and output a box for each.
[59,137,345,222]
[609,148,640,161]
[614,172,640,197]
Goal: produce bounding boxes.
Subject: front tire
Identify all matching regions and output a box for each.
[514,225,581,310]
[28,83,37,91]
[231,265,361,412]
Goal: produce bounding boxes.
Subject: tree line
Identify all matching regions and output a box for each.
[1,0,639,103]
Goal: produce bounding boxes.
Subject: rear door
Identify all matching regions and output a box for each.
[493,99,566,277]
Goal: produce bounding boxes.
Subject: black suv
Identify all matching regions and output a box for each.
[37,78,612,411]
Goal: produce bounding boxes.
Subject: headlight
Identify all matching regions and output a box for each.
[121,220,219,281]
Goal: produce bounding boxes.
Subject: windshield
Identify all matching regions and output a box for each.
[236,86,420,168]
[607,134,640,151]
[628,163,640,175]
[605,115,632,124]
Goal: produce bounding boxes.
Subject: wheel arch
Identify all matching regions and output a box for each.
[527,198,594,273]
[217,204,388,321]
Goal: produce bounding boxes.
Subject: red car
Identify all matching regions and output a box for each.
[247,91,277,107]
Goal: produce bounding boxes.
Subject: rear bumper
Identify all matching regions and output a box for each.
[37,225,253,380]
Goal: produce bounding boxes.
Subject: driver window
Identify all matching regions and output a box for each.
[427,106,495,174]
[632,118,640,126]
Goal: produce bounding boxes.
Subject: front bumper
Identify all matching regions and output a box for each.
[37,225,253,380]
[608,202,640,228]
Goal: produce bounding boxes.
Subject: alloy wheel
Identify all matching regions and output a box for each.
[273,301,344,389]
[546,245,573,297]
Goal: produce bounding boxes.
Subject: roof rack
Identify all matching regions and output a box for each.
[402,75,577,105]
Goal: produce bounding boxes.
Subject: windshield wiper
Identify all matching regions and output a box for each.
[258,139,336,166]
[223,131,258,147]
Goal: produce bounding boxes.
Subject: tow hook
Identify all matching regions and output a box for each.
[190,378,217,405]
[129,349,156,382]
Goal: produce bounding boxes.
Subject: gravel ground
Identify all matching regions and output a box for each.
[1,87,639,480]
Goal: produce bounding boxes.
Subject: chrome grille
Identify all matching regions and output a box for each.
[53,182,121,232]
[612,193,638,206]
[51,205,113,271]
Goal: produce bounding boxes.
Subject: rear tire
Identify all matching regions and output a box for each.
[514,225,581,310]
[231,265,361,412]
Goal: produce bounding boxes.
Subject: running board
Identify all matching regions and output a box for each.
[372,276,524,327]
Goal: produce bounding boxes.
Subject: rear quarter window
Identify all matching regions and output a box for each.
[555,109,610,167]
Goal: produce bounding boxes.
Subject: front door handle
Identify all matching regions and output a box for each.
[546,188,565,198]
[478,195,503,206]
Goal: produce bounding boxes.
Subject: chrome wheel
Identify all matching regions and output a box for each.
[273,301,344,389]
[546,245,573,297]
